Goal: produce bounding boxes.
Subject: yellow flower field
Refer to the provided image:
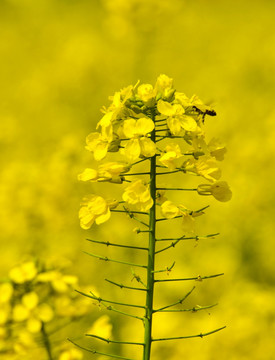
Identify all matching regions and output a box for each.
[1,0,275,359]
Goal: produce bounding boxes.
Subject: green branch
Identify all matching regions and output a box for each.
[153,287,195,313]
[152,326,226,342]
[155,240,180,254]
[155,273,224,283]
[158,303,218,313]
[86,334,145,346]
[105,278,148,292]
[68,339,136,360]
[83,251,147,268]
[86,238,148,251]
[75,290,146,309]
[156,233,220,242]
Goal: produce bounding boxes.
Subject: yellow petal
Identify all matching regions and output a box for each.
[94,142,108,161]
[78,168,98,181]
[85,132,101,152]
[167,117,182,135]
[124,138,141,160]
[123,119,136,138]
[135,118,154,135]
[180,115,197,131]
[211,181,232,202]
[161,201,180,218]
[157,100,174,116]
[95,208,111,225]
[139,137,156,157]
[79,207,95,229]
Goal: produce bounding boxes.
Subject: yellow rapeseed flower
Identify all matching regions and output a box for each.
[0,283,13,303]
[122,180,153,211]
[161,201,196,233]
[183,156,221,182]
[155,74,174,99]
[160,201,181,219]
[197,181,232,202]
[78,162,131,184]
[208,137,227,161]
[137,83,156,105]
[157,100,197,135]
[13,292,54,333]
[79,195,118,229]
[122,118,156,160]
[159,143,183,170]
[85,132,111,161]
[9,262,37,284]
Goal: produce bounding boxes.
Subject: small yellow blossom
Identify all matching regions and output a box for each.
[37,270,78,293]
[208,138,227,161]
[0,303,11,325]
[0,283,13,303]
[157,100,197,134]
[79,195,118,229]
[122,180,153,211]
[155,74,174,99]
[161,201,181,219]
[13,292,54,333]
[183,156,221,182]
[22,292,39,310]
[159,143,183,170]
[9,262,37,284]
[137,84,156,104]
[197,181,232,202]
[85,132,112,161]
[123,118,156,160]
[78,162,130,184]
[161,201,196,233]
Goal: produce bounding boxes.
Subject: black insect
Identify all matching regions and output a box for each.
[192,106,216,123]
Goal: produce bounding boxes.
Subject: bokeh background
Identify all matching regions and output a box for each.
[1,0,275,359]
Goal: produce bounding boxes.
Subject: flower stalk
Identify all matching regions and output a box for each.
[143,111,157,360]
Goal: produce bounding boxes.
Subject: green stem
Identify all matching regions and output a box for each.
[143,112,157,360]
[41,322,53,360]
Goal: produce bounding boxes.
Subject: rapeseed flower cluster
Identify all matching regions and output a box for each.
[0,260,91,359]
[79,74,231,230]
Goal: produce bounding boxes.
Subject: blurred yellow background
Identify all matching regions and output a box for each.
[1,0,275,359]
